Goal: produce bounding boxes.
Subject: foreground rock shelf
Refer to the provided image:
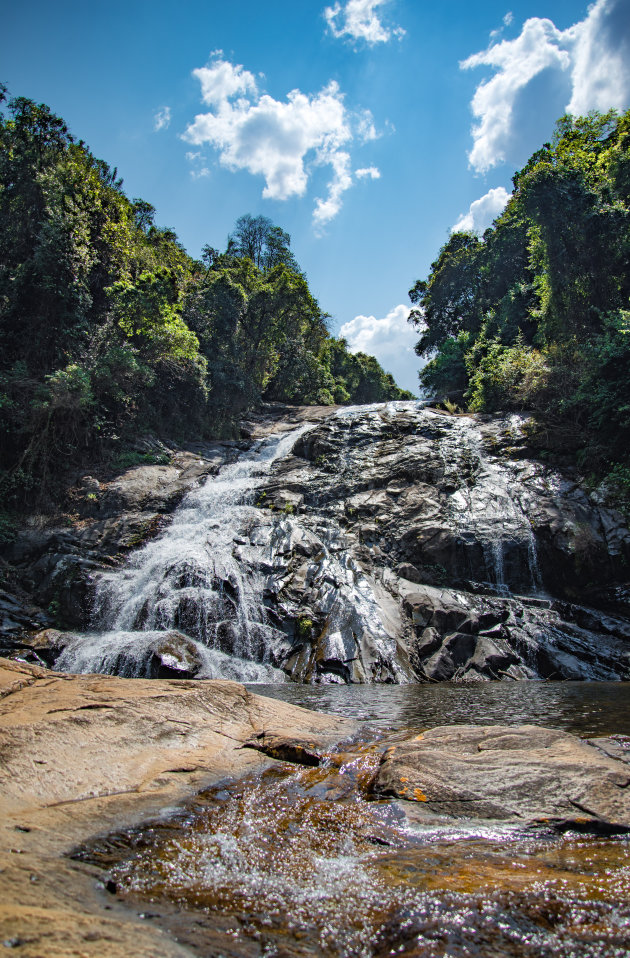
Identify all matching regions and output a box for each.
[0,658,354,957]
[3,657,630,956]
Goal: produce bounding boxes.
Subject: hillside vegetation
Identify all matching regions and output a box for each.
[410,110,630,496]
[0,88,411,506]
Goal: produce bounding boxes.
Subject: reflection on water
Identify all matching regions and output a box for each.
[249,680,630,737]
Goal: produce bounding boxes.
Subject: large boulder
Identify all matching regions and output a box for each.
[373,724,630,831]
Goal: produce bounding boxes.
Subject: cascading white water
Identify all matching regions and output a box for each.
[436,413,544,594]
[56,425,315,682]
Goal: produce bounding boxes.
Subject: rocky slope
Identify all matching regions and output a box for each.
[2,401,630,683]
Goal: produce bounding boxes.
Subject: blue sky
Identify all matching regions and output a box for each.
[2,0,629,392]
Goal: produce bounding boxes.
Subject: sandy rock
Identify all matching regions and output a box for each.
[373,724,630,831]
[0,657,355,958]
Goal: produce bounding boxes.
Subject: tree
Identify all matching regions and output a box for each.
[407,108,630,488]
[227,214,301,273]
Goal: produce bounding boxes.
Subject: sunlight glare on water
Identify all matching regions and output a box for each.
[105,739,630,958]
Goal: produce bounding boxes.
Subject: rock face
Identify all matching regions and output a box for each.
[256,404,630,682]
[373,724,630,832]
[2,402,630,683]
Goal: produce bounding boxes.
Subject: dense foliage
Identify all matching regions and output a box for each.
[409,110,630,487]
[0,90,410,504]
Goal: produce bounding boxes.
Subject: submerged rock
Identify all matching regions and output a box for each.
[373,724,630,832]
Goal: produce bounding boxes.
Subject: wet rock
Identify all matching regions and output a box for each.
[242,732,322,766]
[147,632,205,679]
[3,402,630,684]
[402,587,471,633]
[394,562,424,584]
[0,589,45,635]
[414,627,442,658]
[8,629,71,668]
[422,632,477,680]
[469,635,518,676]
[373,725,630,831]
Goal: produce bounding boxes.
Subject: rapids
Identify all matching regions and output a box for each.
[77,689,630,958]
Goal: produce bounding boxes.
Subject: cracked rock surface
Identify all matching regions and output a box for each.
[373,723,630,831]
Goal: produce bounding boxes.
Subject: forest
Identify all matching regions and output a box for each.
[0,87,411,508]
[409,109,630,499]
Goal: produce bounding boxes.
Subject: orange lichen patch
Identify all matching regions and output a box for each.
[413,788,427,802]
[399,776,409,783]
[414,733,424,741]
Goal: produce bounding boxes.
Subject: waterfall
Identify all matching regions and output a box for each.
[437,413,544,595]
[55,425,314,682]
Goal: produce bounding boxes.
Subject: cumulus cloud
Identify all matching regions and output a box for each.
[339,304,420,394]
[568,0,630,115]
[183,55,380,228]
[462,0,630,173]
[324,0,405,46]
[461,18,571,172]
[452,186,511,233]
[153,106,171,131]
[193,60,258,107]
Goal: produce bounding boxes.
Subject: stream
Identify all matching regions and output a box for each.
[76,682,630,958]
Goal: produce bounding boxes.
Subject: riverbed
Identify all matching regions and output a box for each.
[76,681,630,958]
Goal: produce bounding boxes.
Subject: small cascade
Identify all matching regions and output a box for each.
[437,414,544,595]
[54,629,285,682]
[55,425,314,682]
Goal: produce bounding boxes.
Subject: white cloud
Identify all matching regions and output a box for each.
[453,186,511,233]
[313,151,353,231]
[461,0,630,173]
[461,18,571,172]
[339,304,420,393]
[568,0,630,115]
[183,55,379,228]
[356,108,380,142]
[185,150,211,180]
[193,60,258,107]
[355,166,381,178]
[324,0,405,46]
[490,10,515,41]
[153,106,171,131]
